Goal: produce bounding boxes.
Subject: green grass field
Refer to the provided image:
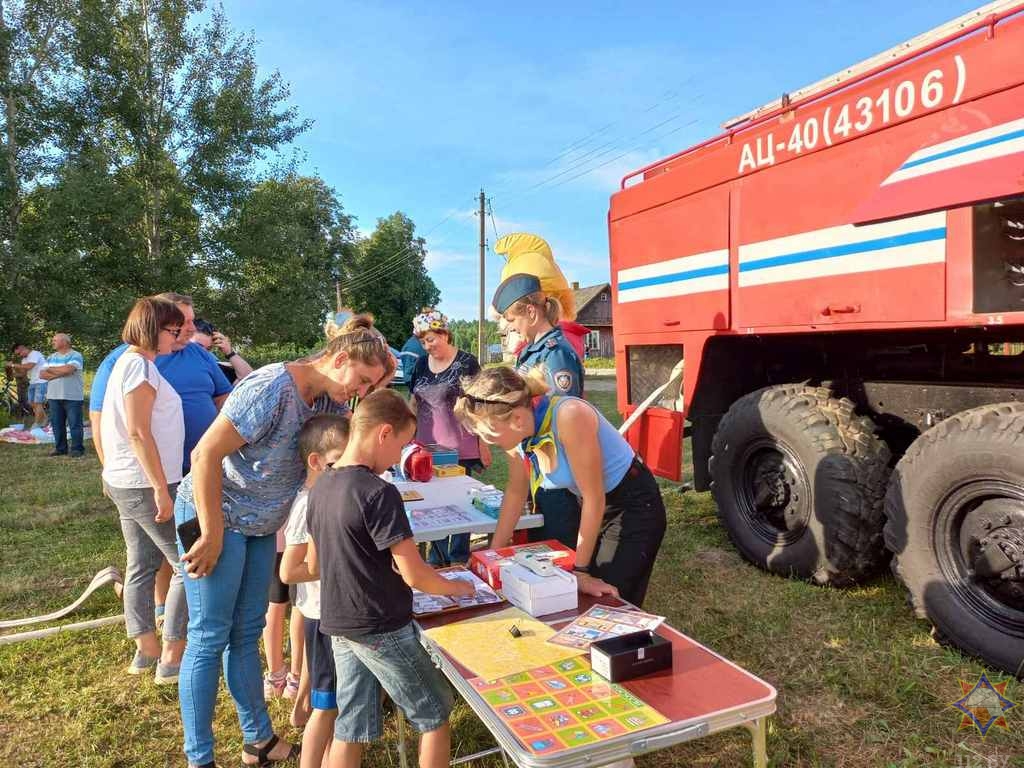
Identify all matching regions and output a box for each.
[1,385,1021,767]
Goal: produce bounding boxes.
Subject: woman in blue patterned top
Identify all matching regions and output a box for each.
[174,314,394,768]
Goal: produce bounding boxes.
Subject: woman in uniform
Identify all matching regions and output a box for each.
[492,272,586,548]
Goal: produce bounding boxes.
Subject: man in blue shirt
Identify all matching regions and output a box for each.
[90,292,233,473]
[40,333,86,457]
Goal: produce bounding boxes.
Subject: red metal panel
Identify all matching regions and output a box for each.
[854,150,1024,225]
[622,406,685,482]
[611,187,729,336]
[737,262,946,328]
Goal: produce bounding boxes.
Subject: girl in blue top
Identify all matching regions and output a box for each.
[174,314,394,768]
[455,367,667,607]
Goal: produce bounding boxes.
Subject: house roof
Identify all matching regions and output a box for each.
[572,283,610,314]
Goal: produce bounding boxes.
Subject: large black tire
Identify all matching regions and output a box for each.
[884,403,1024,677]
[709,384,891,585]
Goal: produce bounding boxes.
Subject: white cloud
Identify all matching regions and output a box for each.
[424,247,473,271]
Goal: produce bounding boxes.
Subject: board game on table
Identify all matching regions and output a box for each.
[395,475,543,543]
[416,595,777,768]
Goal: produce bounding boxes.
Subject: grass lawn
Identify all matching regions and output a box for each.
[1,384,1022,767]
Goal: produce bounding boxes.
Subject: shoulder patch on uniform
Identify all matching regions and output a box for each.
[545,337,558,349]
[554,371,574,392]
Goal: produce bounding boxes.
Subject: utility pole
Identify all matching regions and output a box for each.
[478,188,486,362]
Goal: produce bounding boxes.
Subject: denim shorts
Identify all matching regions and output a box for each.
[330,622,453,742]
[28,383,47,403]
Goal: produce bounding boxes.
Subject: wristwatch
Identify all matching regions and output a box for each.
[225,350,237,359]
[572,563,592,575]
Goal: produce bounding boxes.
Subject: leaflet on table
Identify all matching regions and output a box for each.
[546,605,666,650]
[411,567,504,616]
[406,504,480,534]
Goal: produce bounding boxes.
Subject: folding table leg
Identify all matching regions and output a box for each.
[744,717,768,768]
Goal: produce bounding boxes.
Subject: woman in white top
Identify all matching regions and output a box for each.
[101,296,187,684]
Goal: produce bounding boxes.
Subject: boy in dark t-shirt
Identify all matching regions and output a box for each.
[307,389,473,768]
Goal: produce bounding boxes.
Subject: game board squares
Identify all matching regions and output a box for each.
[597,695,640,716]
[483,688,517,706]
[511,681,545,699]
[553,657,585,674]
[525,695,560,713]
[539,709,579,730]
[567,670,593,686]
[579,679,615,699]
[556,725,597,747]
[524,734,565,754]
[588,719,627,738]
[509,717,547,738]
[496,703,530,721]
[528,665,559,680]
[503,671,532,685]
[538,676,571,692]
[617,711,660,730]
[554,689,589,708]
[468,677,502,692]
[569,703,604,722]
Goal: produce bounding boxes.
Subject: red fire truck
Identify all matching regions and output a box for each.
[610,0,1024,675]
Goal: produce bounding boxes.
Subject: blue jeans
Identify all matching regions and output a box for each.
[330,623,453,742]
[48,398,83,454]
[175,496,276,765]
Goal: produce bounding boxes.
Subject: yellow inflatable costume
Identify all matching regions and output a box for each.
[494,233,577,321]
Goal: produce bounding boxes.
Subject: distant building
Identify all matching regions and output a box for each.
[572,282,614,358]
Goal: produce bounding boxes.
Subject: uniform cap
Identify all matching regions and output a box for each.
[492,273,542,314]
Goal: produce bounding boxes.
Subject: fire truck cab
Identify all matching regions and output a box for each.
[610,1,1024,675]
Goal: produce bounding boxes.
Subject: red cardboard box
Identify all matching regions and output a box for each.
[469,540,576,590]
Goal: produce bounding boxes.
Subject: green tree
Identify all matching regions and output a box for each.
[70,0,309,260]
[342,212,440,347]
[209,173,354,347]
[0,0,75,341]
[448,318,500,359]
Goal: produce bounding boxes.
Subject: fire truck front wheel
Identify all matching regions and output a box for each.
[709,384,891,586]
[884,402,1024,676]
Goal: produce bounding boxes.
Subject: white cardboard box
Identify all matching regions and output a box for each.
[499,562,578,617]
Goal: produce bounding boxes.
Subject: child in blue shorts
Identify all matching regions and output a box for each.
[307,389,474,768]
[280,413,352,768]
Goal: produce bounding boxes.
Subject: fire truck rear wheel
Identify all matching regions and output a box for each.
[883,402,1024,676]
[709,384,891,586]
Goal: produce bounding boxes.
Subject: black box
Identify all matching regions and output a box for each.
[589,630,673,682]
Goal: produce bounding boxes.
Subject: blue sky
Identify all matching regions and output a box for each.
[221,0,981,321]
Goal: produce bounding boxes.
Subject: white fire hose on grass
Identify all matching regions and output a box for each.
[0,566,125,645]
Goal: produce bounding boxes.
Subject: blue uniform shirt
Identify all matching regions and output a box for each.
[90,342,233,471]
[516,326,584,397]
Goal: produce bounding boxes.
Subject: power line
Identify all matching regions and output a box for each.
[339,209,464,293]
[484,78,699,200]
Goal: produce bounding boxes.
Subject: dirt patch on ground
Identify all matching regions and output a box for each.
[691,546,744,570]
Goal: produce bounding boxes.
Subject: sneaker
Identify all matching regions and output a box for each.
[282,672,300,700]
[69,451,85,458]
[47,451,67,458]
[263,668,287,699]
[154,662,180,685]
[127,650,159,675]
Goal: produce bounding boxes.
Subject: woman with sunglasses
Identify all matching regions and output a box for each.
[100,295,188,683]
[455,366,667,608]
[174,314,395,768]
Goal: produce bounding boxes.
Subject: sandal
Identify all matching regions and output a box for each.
[241,735,300,767]
[282,671,300,700]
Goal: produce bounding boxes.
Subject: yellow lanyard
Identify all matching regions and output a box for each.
[521,396,562,499]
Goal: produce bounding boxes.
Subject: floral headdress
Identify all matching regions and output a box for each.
[412,307,449,336]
